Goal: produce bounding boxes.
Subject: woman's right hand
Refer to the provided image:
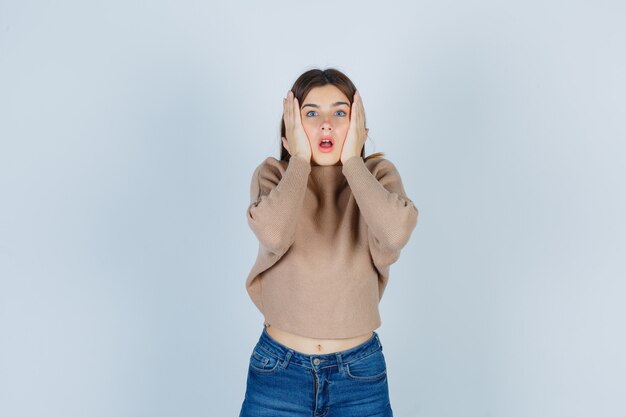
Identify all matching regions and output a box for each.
[282,90,312,162]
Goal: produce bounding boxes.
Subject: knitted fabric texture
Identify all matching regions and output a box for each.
[245,154,418,339]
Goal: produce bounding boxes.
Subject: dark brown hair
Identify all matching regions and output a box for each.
[280,68,384,162]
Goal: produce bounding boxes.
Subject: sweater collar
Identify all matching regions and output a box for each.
[308,162,347,193]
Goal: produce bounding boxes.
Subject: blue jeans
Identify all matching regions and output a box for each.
[239,325,393,417]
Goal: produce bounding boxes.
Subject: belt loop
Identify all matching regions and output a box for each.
[336,352,345,374]
[376,333,382,349]
[281,349,293,369]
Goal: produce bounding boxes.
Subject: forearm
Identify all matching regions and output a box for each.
[342,156,418,250]
[247,155,311,254]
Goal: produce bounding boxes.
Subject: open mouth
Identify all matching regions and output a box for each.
[319,136,334,152]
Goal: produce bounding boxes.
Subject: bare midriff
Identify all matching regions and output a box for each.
[264,322,374,355]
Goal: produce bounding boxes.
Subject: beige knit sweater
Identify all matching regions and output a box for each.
[245,154,418,339]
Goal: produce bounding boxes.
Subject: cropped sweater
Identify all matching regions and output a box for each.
[244,154,419,339]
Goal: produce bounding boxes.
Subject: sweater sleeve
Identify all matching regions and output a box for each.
[342,155,418,266]
[246,155,311,256]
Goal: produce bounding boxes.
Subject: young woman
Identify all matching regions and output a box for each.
[239,68,418,417]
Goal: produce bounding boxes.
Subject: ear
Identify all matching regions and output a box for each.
[281,137,290,153]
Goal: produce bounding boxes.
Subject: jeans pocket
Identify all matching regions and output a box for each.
[345,349,387,381]
[248,346,282,374]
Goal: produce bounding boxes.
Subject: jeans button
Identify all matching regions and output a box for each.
[313,358,320,365]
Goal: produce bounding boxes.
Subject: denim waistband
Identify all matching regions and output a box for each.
[256,325,383,370]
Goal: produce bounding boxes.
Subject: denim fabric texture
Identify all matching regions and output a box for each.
[239,325,393,417]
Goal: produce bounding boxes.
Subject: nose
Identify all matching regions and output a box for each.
[321,117,332,132]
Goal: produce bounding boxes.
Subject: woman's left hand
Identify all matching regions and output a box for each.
[340,90,369,164]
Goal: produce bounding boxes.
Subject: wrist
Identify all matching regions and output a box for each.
[292,153,310,162]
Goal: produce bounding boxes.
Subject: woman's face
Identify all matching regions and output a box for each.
[299,84,351,166]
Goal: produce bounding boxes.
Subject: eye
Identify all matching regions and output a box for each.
[305,111,317,117]
[335,110,347,116]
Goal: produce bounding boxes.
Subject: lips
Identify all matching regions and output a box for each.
[318,136,334,153]
[319,136,334,146]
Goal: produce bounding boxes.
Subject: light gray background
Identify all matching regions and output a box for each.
[1,1,625,416]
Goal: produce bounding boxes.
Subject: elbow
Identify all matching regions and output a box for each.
[380,233,410,253]
[247,217,294,256]
[259,232,294,256]
[381,207,418,251]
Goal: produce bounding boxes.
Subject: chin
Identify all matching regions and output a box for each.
[312,153,341,166]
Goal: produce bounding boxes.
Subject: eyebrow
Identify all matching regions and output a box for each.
[301,101,350,109]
